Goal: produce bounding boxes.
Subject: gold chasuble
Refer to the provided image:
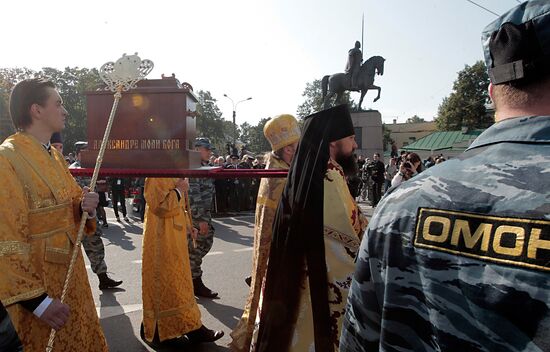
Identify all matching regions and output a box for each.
[0,133,107,351]
[230,153,290,351]
[142,178,202,342]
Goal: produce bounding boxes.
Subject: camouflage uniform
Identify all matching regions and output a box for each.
[81,232,108,274]
[340,115,550,351]
[70,162,108,275]
[188,162,216,279]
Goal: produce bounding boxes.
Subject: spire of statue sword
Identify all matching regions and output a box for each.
[361,12,364,59]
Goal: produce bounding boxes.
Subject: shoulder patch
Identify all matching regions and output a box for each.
[414,208,550,272]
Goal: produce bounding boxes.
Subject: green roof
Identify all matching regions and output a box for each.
[402,130,484,152]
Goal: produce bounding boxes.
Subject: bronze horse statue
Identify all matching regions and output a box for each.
[322,55,385,110]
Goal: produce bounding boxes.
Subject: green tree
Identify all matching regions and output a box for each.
[0,67,37,88]
[249,117,272,153]
[238,117,271,154]
[296,79,351,118]
[195,90,233,152]
[239,121,253,146]
[0,88,13,142]
[0,68,37,141]
[406,115,425,123]
[435,61,492,131]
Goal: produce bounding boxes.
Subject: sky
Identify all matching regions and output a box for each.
[2,0,522,125]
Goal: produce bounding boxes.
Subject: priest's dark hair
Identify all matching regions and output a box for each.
[9,78,56,130]
[255,104,354,352]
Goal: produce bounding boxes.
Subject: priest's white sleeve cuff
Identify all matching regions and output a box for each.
[33,296,53,318]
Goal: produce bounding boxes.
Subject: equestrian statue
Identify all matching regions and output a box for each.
[322,43,385,110]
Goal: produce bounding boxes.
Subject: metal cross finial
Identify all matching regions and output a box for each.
[99,52,154,94]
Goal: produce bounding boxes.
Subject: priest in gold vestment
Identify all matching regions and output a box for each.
[141,177,224,349]
[0,79,107,351]
[230,114,300,352]
[253,105,367,352]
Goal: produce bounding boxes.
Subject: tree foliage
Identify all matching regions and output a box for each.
[195,90,272,156]
[296,79,351,118]
[435,61,492,131]
[239,117,271,154]
[297,79,324,118]
[406,115,425,123]
[0,89,13,142]
[0,68,37,141]
[195,90,234,152]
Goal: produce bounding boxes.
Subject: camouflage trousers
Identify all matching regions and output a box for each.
[187,224,215,279]
[82,229,108,275]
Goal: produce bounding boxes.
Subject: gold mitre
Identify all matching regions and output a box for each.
[263,114,300,151]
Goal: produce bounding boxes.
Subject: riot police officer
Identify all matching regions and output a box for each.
[188,138,218,298]
[341,2,550,351]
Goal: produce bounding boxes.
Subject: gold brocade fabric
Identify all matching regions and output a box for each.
[0,133,106,352]
[251,158,367,352]
[230,153,289,352]
[142,178,202,342]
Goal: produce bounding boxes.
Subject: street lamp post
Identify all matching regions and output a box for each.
[223,94,252,144]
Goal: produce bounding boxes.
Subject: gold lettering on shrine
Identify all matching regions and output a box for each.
[91,139,183,150]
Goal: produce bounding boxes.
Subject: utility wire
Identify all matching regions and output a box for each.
[465,0,500,17]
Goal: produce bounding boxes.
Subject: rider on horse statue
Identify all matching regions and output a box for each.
[345,41,363,90]
[322,49,384,110]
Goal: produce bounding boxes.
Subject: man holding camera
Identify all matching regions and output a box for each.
[390,159,414,188]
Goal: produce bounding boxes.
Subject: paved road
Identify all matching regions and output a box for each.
[85,202,374,351]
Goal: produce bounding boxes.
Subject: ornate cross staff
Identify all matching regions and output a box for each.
[46,53,153,351]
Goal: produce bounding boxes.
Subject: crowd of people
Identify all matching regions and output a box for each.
[349,150,446,208]
[0,2,549,352]
[213,150,265,214]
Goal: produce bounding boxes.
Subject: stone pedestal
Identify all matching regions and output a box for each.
[351,110,383,161]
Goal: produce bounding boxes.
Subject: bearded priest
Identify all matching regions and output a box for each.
[252,104,368,352]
